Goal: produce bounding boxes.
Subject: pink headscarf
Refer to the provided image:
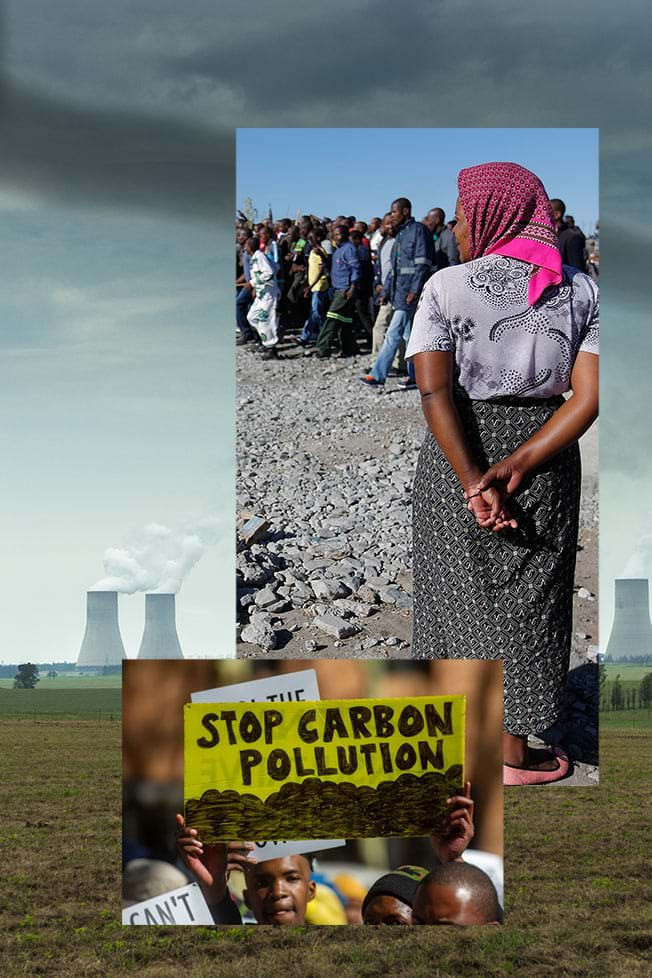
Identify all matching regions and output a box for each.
[457,162,562,305]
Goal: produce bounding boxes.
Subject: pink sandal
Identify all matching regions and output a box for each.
[503,746,570,785]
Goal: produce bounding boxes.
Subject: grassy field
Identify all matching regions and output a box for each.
[0,674,123,690]
[599,707,652,729]
[603,665,652,682]
[0,687,122,716]
[1,697,650,978]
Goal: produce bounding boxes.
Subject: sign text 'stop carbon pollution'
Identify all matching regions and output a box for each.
[184,696,465,841]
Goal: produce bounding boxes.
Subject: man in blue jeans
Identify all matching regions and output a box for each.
[360,197,434,388]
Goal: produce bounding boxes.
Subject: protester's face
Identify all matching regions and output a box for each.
[244,856,315,925]
[412,881,489,926]
[453,198,472,262]
[432,208,445,228]
[334,226,348,245]
[363,895,412,926]
[260,229,271,244]
[369,218,381,232]
[390,202,409,229]
[299,221,311,239]
[236,228,248,245]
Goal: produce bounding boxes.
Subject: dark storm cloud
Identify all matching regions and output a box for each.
[3,0,649,226]
[3,0,650,480]
[169,0,435,107]
[0,81,232,220]
[164,0,650,134]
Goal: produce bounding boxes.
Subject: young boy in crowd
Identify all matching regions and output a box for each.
[176,782,489,926]
[242,854,316,925]
[175,814,316,925]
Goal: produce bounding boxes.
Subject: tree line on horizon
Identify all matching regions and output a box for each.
[599,670,652,712]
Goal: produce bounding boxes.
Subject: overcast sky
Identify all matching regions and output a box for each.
[1,1,650,657]
[1,3,235,662]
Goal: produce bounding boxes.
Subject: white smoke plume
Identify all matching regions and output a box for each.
[92,515,221,594]
[621,511,652,579]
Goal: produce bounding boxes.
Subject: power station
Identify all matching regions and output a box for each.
[137,593,184,659]
[77,590,127,669]
[77,590,185,665]
[605,578,652,659]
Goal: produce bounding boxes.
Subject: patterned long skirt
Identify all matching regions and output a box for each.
[412,393,581,736]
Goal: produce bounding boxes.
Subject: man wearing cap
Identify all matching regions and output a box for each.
[362,865,428,925]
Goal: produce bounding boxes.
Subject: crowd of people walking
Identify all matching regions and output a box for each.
[235,194,595,391]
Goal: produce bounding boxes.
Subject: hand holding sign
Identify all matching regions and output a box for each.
[175,814,256,904]
[431,781,475,864]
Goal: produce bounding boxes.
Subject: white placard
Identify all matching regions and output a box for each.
[123,882,213,926]
[191,668,320,704]
[249,838,345,861]
[190,669,345,861]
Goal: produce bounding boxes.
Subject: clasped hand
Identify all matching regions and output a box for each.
[464,456,525,532]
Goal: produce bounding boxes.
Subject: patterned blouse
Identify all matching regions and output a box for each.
[406,254,599,399]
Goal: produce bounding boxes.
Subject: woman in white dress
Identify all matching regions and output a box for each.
[245,236,280,360]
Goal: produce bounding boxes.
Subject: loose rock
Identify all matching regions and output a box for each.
[241,619,277,651]
[313,614,360,640]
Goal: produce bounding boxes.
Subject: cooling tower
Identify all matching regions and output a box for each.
[137,593,184,659]
[77,590,127,669]
[605,578,652,659]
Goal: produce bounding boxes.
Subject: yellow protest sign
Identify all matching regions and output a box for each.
[184,695,465,841]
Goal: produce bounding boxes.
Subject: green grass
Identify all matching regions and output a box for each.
[599,708,652,729]
[0,673,123,690]
[0,687,122,716]
[603,665,652,682]
[0,709,650,978]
